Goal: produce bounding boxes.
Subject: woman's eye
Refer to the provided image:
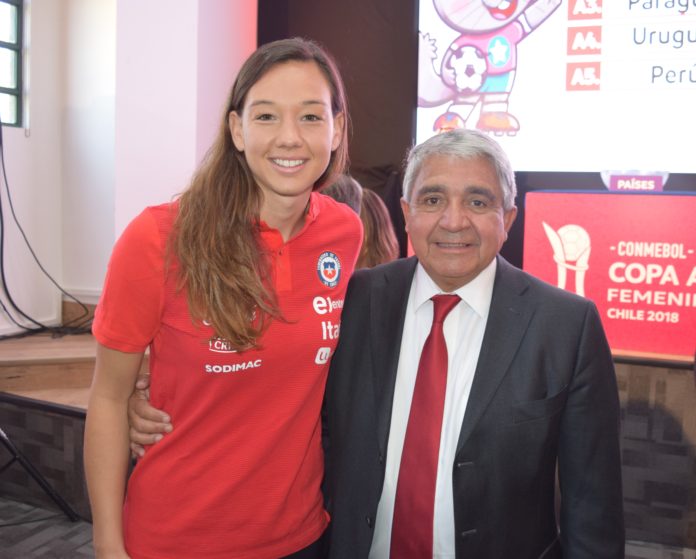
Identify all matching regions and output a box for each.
[302,114,322,122]
[255,113,275,121]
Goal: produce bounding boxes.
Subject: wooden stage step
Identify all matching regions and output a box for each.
[0,332,97,519]
[0,333,96,411]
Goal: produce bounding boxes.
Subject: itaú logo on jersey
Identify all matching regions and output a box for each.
[205,360,262,374]
[317,251,341,288]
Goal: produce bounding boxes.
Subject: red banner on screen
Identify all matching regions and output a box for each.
[523,192,696,362]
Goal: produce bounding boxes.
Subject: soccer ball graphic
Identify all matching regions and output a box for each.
[557,225,590,263]
[448,45,487,94]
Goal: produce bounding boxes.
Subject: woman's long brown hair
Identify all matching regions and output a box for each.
[173,38,349,350]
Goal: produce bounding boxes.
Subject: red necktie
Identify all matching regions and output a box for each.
[390,294,461,558]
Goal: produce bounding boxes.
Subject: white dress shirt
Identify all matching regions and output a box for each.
[368,259,496,559]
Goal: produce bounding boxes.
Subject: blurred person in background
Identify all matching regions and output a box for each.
[357,188,400,269]
[322,173,363,214]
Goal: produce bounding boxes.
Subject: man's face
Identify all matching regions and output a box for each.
[401,154,517,292]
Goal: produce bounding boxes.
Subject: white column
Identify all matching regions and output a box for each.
[114,0,257,236]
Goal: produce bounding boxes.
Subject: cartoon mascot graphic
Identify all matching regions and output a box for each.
[420,0,561,135]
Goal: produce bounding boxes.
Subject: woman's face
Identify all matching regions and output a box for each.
[229,60,344,210]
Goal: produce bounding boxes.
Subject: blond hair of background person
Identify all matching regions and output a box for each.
[357,187,400,269]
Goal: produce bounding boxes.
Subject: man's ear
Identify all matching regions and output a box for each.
[400,197,411,234]
[503,206,517,241]
[228,111,244,152]
[503,206,518,236]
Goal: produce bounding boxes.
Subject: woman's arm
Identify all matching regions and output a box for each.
[84,344,145,558]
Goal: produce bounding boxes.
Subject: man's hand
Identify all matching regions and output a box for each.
[127,373,173,457]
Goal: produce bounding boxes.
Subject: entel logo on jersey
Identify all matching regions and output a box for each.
[317,251,341,288]
[312,296,344,315]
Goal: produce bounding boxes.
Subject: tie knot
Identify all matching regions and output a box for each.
[431,294,460,324]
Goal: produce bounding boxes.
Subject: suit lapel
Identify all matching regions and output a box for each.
[372,257,417,454]
[456,257,536,452]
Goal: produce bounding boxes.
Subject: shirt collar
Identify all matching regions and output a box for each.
[413,257,497,319]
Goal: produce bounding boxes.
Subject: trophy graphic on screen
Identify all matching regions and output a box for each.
[542,222,591,297]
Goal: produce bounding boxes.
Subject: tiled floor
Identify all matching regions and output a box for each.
[626,541,696,559]
[0,496,694,558]
[0,498,93,559]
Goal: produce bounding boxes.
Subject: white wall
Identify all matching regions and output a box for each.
[62,0,116,302]
[196,0,257,163]
[115,0,257,236]
[0,0,66,334]
[0,0,257,335]
[114,1,200,234]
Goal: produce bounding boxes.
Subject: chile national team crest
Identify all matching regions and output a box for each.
[317,251,341,288]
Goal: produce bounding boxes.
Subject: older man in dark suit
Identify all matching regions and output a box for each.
[322,129,624,558]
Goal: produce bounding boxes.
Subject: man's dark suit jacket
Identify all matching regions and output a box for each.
[323,256,624,558]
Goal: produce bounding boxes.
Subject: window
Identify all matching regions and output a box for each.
[0,0,22,127]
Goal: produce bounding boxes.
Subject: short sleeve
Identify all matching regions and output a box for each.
[92,207,167,353]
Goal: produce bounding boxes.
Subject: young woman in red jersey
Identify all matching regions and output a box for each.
[84,38,362,559]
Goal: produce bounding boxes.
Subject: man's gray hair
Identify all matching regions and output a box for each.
[402,129,517,211]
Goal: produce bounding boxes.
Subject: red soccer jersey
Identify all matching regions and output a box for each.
[93,193,362,559]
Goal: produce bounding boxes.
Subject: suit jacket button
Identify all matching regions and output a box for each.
[378,453,384,465]
[460,529,477,539]
[366,516,373,528]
